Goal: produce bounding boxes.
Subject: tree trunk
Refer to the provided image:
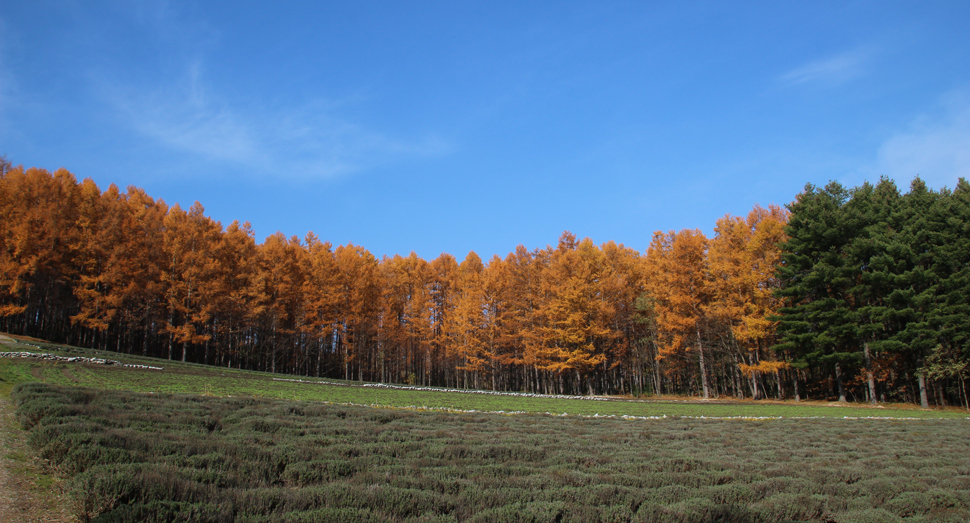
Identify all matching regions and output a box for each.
[863,341,877,404]
[729,353,741,399]
[167,332,173,360]
[935,381,946,407]
[919,372,929,408]
[696,327,709,399]
[960,374,969,412]
[835,363,847,403]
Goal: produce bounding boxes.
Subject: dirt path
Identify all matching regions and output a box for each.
[0,392,71,522]
[30,367,46,381]
[60,368,78,383]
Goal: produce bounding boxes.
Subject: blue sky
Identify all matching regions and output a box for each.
[2,2,969,260]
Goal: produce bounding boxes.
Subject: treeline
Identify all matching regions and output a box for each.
[0,162,967,406]
[776,178,970,408]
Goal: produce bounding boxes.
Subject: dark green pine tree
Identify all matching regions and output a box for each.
[891,178,945,407]
[843,177,906,404]
[774,181,859,402]
[924,178,970,409]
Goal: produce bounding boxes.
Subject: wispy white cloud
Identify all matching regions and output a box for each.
[98,61,451,180]
[89,3,450,180]
[864,90,970,189]
[778,47,872,88]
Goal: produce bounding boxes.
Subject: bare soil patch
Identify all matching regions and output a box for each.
[60,367,78,383]
[2,333,51,343]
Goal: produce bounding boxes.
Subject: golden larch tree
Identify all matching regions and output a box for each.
[644,228,713,398]
[708,204,789,398]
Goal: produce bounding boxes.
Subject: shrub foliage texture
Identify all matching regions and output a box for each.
[13,383,970,522]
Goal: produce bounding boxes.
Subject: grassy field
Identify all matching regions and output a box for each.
[2,334,970,523]
[1,334,966,420]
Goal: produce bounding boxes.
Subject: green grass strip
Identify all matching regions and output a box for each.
[2,340,968,420]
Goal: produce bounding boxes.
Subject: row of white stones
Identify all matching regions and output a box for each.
[0,350,163,370]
